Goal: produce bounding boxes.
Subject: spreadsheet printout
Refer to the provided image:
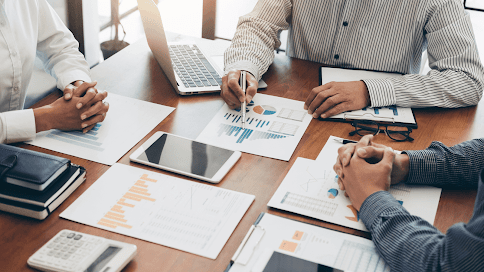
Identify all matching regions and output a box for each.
[228,213,389,272]
[61,164,255,259]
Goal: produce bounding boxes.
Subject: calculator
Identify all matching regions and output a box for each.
[27,230,137,272]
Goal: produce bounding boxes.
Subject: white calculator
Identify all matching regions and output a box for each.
[27,230,137,272]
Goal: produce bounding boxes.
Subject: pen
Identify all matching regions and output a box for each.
[333,137,357,145]
[240,71,247,129]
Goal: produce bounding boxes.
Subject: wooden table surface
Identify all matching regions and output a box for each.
[1,38,483,272]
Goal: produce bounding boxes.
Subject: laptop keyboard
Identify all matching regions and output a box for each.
[169,44,223,88]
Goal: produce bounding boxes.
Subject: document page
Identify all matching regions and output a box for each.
[28,93,175,165]
[320,67,416,124]
[196,94,312,161]
[268,136,442,232]
[61,164,255,259]
[229,213,388,272]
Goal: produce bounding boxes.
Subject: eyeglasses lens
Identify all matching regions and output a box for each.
[355,123,380,136]
[386,125,411,141]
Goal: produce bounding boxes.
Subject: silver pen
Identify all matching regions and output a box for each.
[240,71,247,129]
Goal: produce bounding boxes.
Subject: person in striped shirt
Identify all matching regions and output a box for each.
[222,0,484,118]
[334,135,484,271]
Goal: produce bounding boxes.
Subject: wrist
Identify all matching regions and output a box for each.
[33,105,55,132]
[391,153,410,184]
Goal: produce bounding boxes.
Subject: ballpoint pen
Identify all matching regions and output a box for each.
[333,137,357,145]
[240,71,247,129]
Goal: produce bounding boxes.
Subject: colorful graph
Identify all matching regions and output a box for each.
[223,113,270,128]
[327,189,339,199]
[253,105,276,115]
[45,123,104,151]
[345,204,359,222]
[217,124,287,144]
[97,173,157,230]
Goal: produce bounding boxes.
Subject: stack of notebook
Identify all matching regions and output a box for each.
[0,144,86,220]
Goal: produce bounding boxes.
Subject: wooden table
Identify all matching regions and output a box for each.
[1,37,483,271]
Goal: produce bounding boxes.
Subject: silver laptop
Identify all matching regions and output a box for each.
[138,0,224,95]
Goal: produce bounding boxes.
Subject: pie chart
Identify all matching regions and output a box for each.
[253,105,276,115]
[327,188,338,199]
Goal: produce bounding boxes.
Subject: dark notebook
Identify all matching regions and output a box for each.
[0,144,70,191]
[0,165,86,220]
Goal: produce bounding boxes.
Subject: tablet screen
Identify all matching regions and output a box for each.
[263,251,344,272]
[135,134,235,179]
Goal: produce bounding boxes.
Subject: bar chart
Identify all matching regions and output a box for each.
[45,124,104,151]
[217,124,287,144]
[61,164,255,259]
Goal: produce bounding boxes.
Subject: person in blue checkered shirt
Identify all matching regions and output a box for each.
[334,135,484,272]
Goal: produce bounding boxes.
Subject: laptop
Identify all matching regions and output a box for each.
[138,0,267,95]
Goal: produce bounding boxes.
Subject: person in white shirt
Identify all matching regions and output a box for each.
[0,0,109,144]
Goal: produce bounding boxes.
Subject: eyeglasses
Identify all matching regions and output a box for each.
[349,120,414,142]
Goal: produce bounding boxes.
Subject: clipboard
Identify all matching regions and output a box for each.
[224,213,390,272]
[318,66,418,129]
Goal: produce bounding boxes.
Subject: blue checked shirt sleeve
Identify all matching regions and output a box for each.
[359,139,484,272]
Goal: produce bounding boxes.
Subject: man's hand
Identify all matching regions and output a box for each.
[339,145,395,211]
[304,81,370,118]
[333,135,410,188]
[221,70,258,109]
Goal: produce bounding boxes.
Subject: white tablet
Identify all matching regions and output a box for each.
[130,132,241,183]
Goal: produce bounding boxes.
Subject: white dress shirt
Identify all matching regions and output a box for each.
[225,0,484,109]
[0,0,91,144]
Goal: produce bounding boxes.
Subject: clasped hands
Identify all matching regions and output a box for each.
[221,69,371,118]
[34,81,110,134]
[333,135,410,211]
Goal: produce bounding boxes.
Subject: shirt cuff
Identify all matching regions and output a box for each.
[402,149,438,185]
[362,78,396,107]
[224,60,261,81]
[3,109,36,143]
[57,70,92,91]
[359,190,406,231]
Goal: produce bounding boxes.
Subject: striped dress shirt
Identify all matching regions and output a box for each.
[224,0,484,108]
[360,139,484,272]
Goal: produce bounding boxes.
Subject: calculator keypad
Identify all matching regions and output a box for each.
[29,230,105,271]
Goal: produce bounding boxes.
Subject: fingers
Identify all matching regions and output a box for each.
[63,84,75,100]
[304,83,332,114]
[81,112,107,131]
[379,147,396,168]
[245,73,258,104]
[227,71,244,102]
[221,71,243,108]
[81,101,109,121]
[352,134,373,158]
[337,144,356,167]
[357,146,385,160]
[72,81,98,98]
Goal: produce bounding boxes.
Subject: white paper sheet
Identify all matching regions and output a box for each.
[28,93,175,165]
[228,213,389,272]
[268,136,442,232]
[196,94,312,161]
[61,163,255,259]
[320,67,416,124]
